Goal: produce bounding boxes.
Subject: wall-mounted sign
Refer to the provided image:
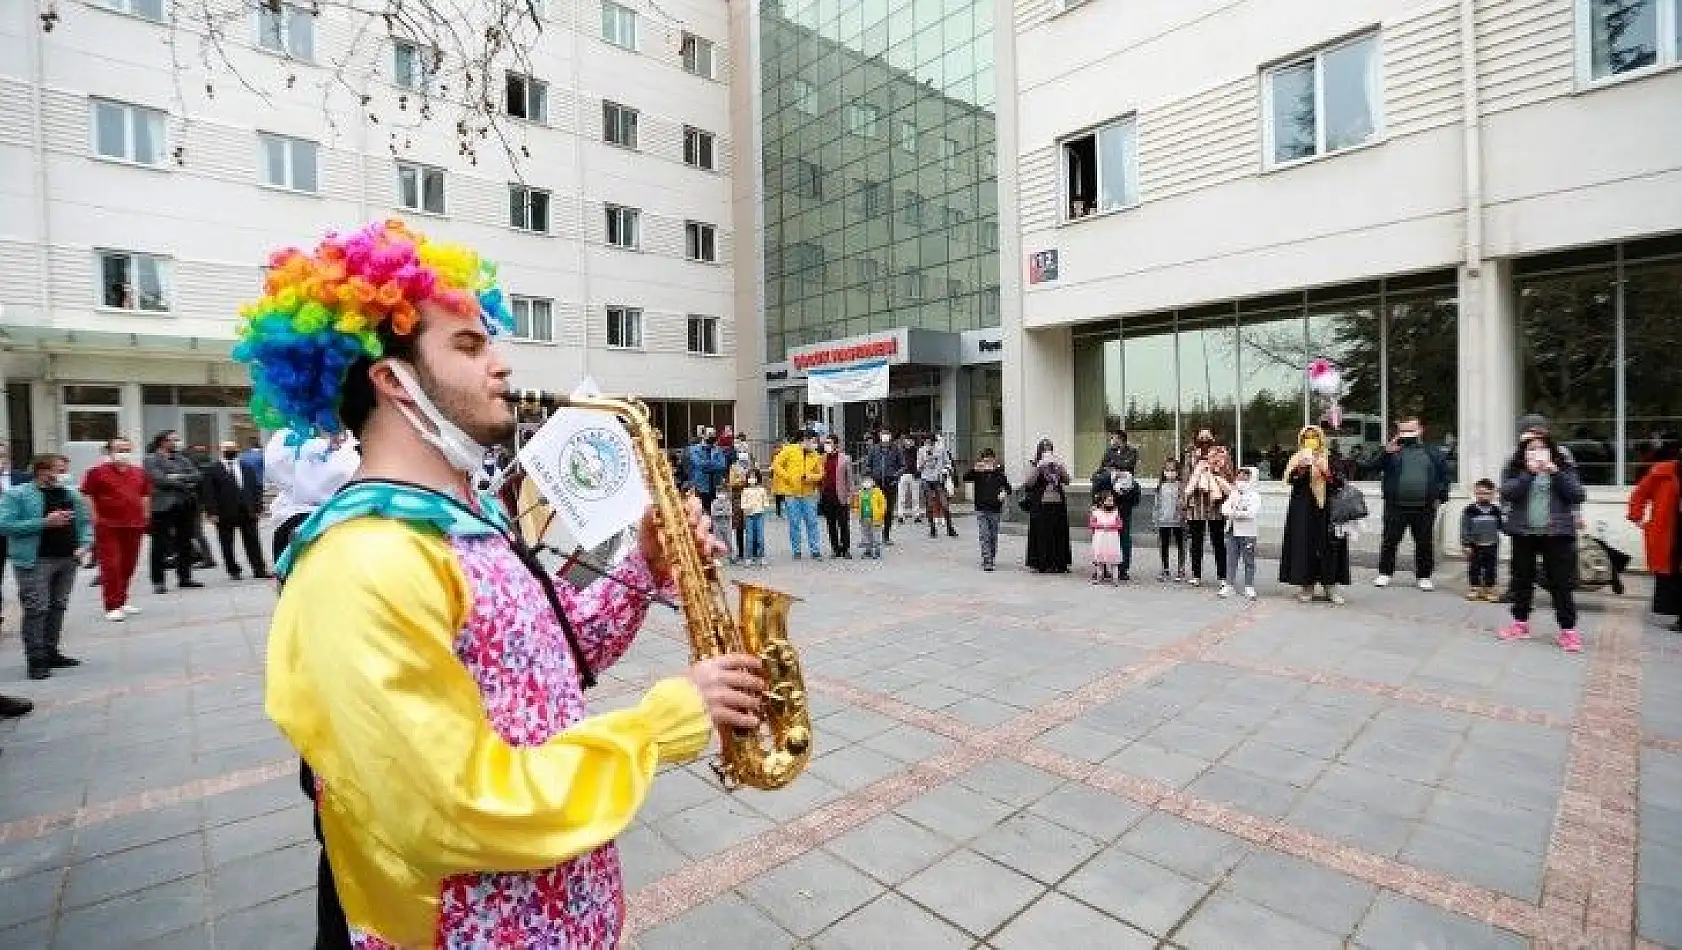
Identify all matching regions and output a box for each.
[1028,249,1059,285]
[791,336,900,371]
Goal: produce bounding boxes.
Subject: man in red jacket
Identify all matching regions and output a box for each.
[79,437,150,621]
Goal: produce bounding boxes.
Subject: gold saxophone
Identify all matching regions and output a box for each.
[505,389,812,790]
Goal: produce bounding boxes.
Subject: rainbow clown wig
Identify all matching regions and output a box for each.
[232,220,514,439]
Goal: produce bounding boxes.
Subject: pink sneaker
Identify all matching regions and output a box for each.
[1558,629,1582,653]
[1498,619,1531,641]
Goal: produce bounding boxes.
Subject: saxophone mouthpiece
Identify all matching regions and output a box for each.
[504,387,560,409]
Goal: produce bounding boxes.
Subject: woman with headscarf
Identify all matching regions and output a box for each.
[1024,439,1072,573]
[1181,428,1233,586]
[1627,439,1680,630]
[1278,425,1350,604]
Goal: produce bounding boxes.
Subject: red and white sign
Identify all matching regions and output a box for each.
[786,329,910,375]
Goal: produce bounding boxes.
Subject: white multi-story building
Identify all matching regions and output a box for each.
[998,0,1682,560]
[0,0,741,462]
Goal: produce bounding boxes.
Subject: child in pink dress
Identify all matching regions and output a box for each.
[1090,492,1123,585]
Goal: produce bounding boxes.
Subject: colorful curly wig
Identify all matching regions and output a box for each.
[232,219,514,438]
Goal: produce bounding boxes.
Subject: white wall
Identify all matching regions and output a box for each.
[0,0,742,404]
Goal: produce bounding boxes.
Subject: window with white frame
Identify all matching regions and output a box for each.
[606,306,643,349]
[792,77,816,115]
[602,1,637,49]
[509,184,551,232]
[939,137,958,170]
[1583,0,1680,79]
[686,315,719,355]
[603,101,639,147]
[97,250,169,311]
[91,99,166,165]
[1264,32,1381,167]
[845,101,881,138]
[683,126,715,169]
[510,296,554,342]
[97,0,163,20]
[396,163,445,213]
[256,3,314,60]
[686,221,717,262]
[898,119,918,154]
[505,72,549,123]
[393,40,438,92]
[681,33,715,77]
[258,133,319,192]
[606,204,640,248]
[1061,116,1137,220]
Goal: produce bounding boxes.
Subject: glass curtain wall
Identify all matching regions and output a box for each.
[760,0,999,363]
[1516,235,1682,486]
[1070,271,1459,479]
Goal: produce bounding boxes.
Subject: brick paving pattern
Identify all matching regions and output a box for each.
[0,518,1678,948]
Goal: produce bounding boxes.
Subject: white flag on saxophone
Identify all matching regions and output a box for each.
[518,408,649,550]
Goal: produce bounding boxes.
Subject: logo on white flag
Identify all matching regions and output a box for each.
[560,426,632,502]
[518,408,650,550]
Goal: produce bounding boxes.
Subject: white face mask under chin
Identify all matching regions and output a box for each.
[387,361,491,475]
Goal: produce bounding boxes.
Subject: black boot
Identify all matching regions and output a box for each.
[0,694,33,718]
[48,653,81,669]
[27,664,50,681]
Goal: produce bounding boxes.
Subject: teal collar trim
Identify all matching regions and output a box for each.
[275,479,509,578]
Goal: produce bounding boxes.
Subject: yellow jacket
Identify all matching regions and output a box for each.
[853,486,888,525]
[771,443,822,497]
[267,517,709,947]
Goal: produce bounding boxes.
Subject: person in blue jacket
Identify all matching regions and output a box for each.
[686,429,728,514]
[0,454,93,679]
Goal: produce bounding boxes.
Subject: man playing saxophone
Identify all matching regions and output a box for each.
[237,221,764,949]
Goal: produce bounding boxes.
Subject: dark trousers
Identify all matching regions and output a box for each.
[1468,544,1498,587]
[1188,518,1227,580]
[272,513,309,565]
[15,556,78,665]
[1159,527,1186,573]
[881,483,897,542]
[1379,505,1436,578]
[149,504,198,585]
[1511,534,1578,630]
[215,516,268,577]
[822,497,850,555]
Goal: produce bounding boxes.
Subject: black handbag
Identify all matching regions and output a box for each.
[1328,483,1368,525]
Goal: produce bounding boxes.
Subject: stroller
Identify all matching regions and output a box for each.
[1530,530,1630,595]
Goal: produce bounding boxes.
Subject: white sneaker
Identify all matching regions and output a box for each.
[1417,578,1435,592]
[1374,575,1391,587]
[122,604,141,614]
[1243,586,1257,600]
[105,609,125,622]
[1189,577,1201,587]
[1216,584,1233,598]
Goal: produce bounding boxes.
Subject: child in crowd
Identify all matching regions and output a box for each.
[740,468,770,566]
[1112,469,1142,581]
[1089,491,1124,585]
[709,489,734,564]
[1155,460,1187,582]
[962,448,1012,572]
[855,475,888,560]
[1461,477,1504,601]
[1219,466,1262,600]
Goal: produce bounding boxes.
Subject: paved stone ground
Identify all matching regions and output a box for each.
[0,517,1677,949]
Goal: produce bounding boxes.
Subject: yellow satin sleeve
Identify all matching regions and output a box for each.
[266,517,711,948]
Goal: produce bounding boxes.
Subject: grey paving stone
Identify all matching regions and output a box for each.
[71,803,202,862]
[818,707,901,743]
[1638,882,1682,948]
[859,723,957,763]
[1035,721,1133,763]
[1353,891,1526,950]
[1025,783,1149,842]
[653,795,776,860]
[826,812,956,886]
[206,806,310,867]
[1222,850,1377,936]
[0,830,74,883]
[634,767,718,823]
[1421,787,1553,856]
[1173,891,1343,949]
[899,849,1042,939]
[208,840,316,916]
[0,916,50,950]
[1220,738,1331,788]
[0,868,63,929]
[1187,765,1301,819]
[991,891,1156,950]
[895,781,1017,842]
[954,760,1063,809]
[1118,812,1250,884]
[806,743,906,789]
[62,833,205,910]
[1104,740,1211,789]
[970,811,1104,885]
[199,777,300,828]
[735,771,845,823]
[739,850,883,939]
[129,924,213,950]
[811,891,971,950]
[208,889,316,949]
[52,875,209,949]
[1059,848,1212,938]
[1286,792,1415,857]
[1312,763,1434,818]
[942,696,1020,728]
[615,826,689,891]
[1399,824,1544,902]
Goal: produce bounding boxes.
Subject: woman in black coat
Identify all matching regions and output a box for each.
[1024,439,1072,573]
[1278,425,1351,604]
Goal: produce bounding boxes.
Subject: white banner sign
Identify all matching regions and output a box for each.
[806,359,890,405]
[517,408,650,550]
